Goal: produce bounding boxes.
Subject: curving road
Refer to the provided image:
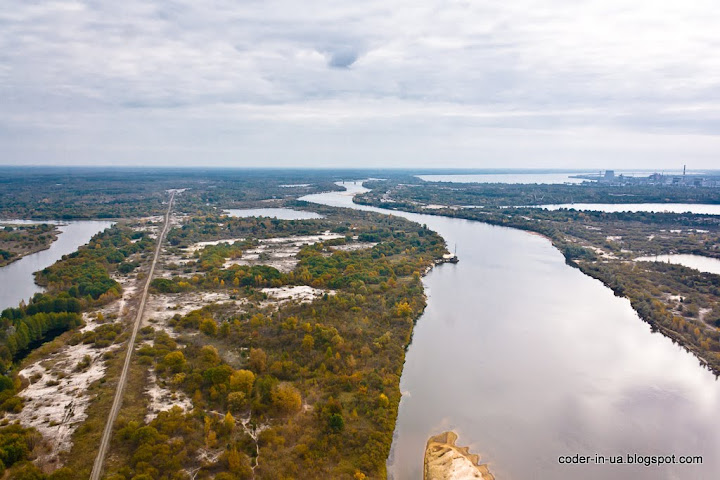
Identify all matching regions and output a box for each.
[90,192,175,480]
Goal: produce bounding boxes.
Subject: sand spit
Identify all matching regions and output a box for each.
[424,431,495,480]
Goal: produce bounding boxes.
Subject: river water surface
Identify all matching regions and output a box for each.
[0,221,114,311]
[417,173,585,184]
[538,203,720,215]
[224,208,322,219]
[634,254,720,276]
[302,183,720,480]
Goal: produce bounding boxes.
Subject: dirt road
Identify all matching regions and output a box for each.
[90,192,175,480]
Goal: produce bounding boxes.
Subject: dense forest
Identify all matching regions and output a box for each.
[0,224,153,369]
[359,178,720,207]
[0,168,358,220]
[99,211,446,479]
[0,179,449,479]
[0,223,157,476]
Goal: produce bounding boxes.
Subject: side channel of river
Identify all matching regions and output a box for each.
[0,221,114,312]
[302,182,720,480]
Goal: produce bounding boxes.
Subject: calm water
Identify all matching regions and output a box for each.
[302,183,720,480]
[224,208,322,219]
[0,221,113,311]
[634,254,720,276]
[539,203,720,215]
[418,173,585,184]
[416,170,699,185]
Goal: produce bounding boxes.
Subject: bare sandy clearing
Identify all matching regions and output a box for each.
[260,232,342,245]
[261,286,334,305]
[11,341,120,463]
[8,273,142,464]
[143,291,246,330]
[222,243,298,273]
[185,237,246,253]
[185,233,345,273]
[144,370,192,422]
[585,245,618,259]
[329,242,377,252]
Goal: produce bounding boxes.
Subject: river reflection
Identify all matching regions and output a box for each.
[302,183,720,480]
[0,221,114,311]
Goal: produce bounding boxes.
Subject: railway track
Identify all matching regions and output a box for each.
[89,191,175,480]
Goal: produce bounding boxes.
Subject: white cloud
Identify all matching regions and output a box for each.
[0,0,719,168]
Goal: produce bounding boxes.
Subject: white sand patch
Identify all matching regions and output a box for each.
[79,282,138,334]
[238,414,270,473]
[143,291,246,331]
[222,243,297,273]
[145,370,192,422]
[423,204,448,210]
[260,232,342,245]
[6,267,143,463]
[115,283,137,318]
[207,233,344,273]
[139,215,164,223]
[10,342,120,461]
[186,238,246,253]
[586,246,618,259]
[169,213,188,228]
[330,242,377,252]
[133,219,161,239]
[261,286,333,305]
[606,236,622,241]
[196,447,224,465]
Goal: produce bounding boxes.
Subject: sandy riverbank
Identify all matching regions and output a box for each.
[424,431,495,480]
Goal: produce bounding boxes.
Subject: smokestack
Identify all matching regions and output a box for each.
[683,165,686,176]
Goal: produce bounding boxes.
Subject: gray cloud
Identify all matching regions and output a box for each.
[327,48,359,69]
[0,0,719,168]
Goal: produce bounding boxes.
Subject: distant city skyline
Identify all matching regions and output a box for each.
[2,1,719,169]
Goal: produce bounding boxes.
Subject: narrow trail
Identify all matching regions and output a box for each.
[90,192,175,480]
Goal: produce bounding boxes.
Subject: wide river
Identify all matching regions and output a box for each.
[0,220,114,311]
[302,183,720,480]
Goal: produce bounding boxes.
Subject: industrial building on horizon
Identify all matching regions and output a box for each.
[573,166,720,187]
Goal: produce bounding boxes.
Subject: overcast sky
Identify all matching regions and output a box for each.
[1,0,719,169]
